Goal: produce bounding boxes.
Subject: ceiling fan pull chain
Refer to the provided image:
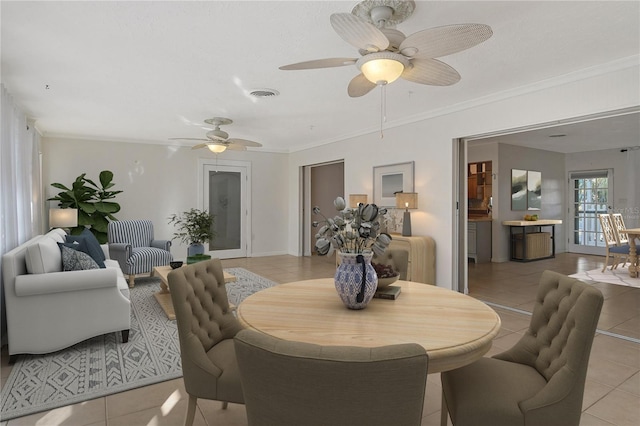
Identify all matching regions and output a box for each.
[380,84,386,139]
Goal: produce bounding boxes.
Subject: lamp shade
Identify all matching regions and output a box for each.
[349,194,368,207]
[49,208,78,228]
[357,52,409,85]
[207,144,227,153]
[395,192,418,210]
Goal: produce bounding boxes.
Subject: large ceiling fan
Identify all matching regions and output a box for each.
[280,0,493,97]
[170,117,262,153]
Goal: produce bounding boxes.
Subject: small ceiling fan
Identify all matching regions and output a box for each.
[169,117,262,153]
[279,0,493,97]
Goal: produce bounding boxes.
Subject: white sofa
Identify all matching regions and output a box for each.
[1,228,130,362]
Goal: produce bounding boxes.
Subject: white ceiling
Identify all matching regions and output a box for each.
[2,1,639,153]
[470,110,640,153]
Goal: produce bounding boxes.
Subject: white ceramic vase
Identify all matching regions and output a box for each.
[334,252,378,310]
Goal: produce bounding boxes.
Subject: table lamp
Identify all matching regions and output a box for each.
[349,194,368,207]
[49,208,78,232]
[395,193,418,236]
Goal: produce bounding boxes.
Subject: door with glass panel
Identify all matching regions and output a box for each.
[568,170,612,255]
[201,161,250,259]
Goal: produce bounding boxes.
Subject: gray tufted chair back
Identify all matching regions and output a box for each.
[235,329,428,426]
[492,270,603,421]
[168,258,244,423]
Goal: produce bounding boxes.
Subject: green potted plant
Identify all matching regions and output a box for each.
[48,170,122,243]
[168,208,216,258]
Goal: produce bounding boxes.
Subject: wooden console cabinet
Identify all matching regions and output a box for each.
[388,235,436,285]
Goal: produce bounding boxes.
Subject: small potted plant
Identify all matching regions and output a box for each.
[168,208,216,258]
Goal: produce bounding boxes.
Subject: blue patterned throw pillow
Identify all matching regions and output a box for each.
[59,244,100,271]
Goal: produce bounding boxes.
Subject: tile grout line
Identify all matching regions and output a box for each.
[481,300,640,345]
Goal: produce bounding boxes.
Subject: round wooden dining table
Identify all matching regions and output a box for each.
[237,279,501,373]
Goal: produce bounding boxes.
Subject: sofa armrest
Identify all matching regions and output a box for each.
[15,268,118,297]
[151,239,172,251]
[109,242,131,271]
[101,244,111,260]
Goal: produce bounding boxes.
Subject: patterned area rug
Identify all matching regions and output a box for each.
[0,267,276,421]
[570,265,640,288]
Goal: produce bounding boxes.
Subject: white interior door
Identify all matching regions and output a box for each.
[567,169,612,255]
[199,159,251,259]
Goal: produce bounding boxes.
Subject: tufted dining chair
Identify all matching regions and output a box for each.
[234,329,428,426]
[168,259,244,426]
[440,270,603,426]
[108,219,173,287]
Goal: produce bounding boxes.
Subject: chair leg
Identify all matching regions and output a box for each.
[128,274,135,288]
[185,394,197,426]
[121,329,130,343]
[440,390,449,426]
[601,253,610,272]
[222,401,228,409]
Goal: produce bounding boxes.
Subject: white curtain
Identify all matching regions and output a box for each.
[0,83,43,252]
[1,83,43,342]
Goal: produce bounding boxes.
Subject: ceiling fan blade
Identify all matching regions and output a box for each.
[169,137,209,141]
[401,58,461,86]
[399,24,493,59]
[227,138,262,148]
[347,74,377,98]
[225,143,247,151]
[330,13,389,52]
[191,143,209,150]
[280,58,357,70]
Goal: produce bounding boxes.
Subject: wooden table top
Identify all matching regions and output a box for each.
[626,228,640,235]
[237,279,501,373]
[502,219,562,226]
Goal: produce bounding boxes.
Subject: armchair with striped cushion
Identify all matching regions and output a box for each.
[108,219,173,287]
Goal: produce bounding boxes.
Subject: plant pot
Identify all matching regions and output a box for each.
[334,252,378,310]
[187,243,205,257]
[187,254,211,264]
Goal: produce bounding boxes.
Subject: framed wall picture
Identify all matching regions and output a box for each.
[511,169,527,211]
[373,162,415,207]
[527,170,542,210]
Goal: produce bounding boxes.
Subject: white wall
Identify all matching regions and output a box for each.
[41,138,289,258]
[288,64,639,289]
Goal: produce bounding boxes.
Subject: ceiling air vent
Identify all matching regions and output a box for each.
[249,88,280,98]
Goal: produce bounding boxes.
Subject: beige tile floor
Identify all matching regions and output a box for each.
[1,253,638,425]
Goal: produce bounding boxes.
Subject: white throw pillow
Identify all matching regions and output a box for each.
[25,237,62,274]
[47,228,66,243]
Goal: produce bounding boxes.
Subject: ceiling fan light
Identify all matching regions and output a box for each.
[207,144,227,154]
[357,52,409,85]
